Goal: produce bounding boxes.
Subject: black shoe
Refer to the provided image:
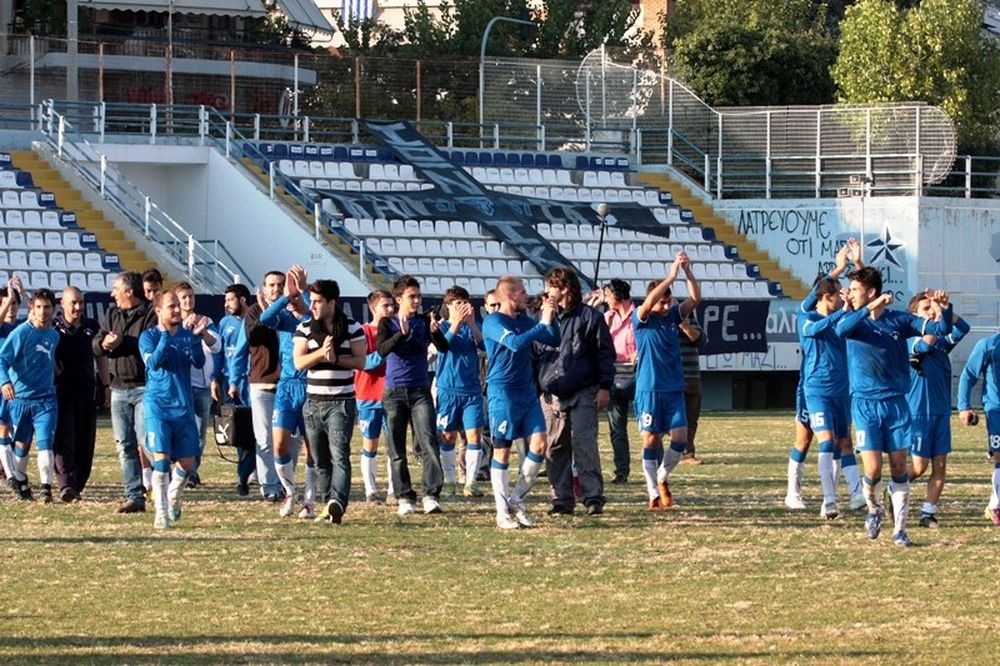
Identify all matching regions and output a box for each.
[586,503,604,516]
[40,484,54,504]
[115,499,145,514]
[548,504,574,516]
[6,477,19,494]
[14,478,34,501]
[235,481,250,497]
[327,500,344,525]
[186,472,202,489]
[611,474,628,485]
[60,487,80,503]
[919,513,940,529]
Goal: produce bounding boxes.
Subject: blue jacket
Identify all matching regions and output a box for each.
[0,321,59,400]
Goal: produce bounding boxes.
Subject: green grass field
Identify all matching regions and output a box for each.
[1,412,998,664]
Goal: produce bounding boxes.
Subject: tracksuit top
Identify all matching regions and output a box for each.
[436,320,484,396]
[140,327,205,420]
[0,320,59,400]
[907,317,970,416]
[958,333,1000,412]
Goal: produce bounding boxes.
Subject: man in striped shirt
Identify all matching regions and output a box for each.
[293,279,366,525]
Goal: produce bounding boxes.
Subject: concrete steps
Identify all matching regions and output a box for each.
[8,149,165,280]
[639,172,809,300]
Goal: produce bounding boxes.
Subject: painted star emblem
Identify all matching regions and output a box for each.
[867,227,904,268]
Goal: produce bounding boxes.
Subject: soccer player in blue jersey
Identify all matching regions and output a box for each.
[0,276,24,491]
[634,252,700,512]
[906,292,970,528]
[140,291,214,529]
[355,289,393,503]
[786,240,864,511]
[482,276,560,529]
[0,288,59,503]
[259,265,316,518]
[835,268,953,546]
[435,285,487,499]
[790,240,865,517]
[956,331,1000,526]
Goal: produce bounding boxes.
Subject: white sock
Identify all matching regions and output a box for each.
[817,452,837,504]
[658,442,684,482]
[152,470,169,515]
[512,451,543,504]
[862,476,883,512]
[440,443,457,484]
[642,450,659,500]
[464,443,481,486]
[36,449,53,486]
[0,439,15,479]
[891,480,910,534]
[787,458,804,498]
[490,459,510,517]
[142,466,153,491]
[14,445,29,480]
[989,467,1000,510]
[303,464,316,505]
[275,456,297,500]
[360,450,376,495]
[922,501,937,515]
[169,467,188,506]
[842,462,862,498]
[386,458,395,497]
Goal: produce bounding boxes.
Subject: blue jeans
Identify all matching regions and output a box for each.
[304,397,356,509]
[249,385,281,497]
[191,386,212,470]
[110,386,145,505]
[383,386,443,502]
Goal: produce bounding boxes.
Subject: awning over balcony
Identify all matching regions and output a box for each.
[79,1,334,36]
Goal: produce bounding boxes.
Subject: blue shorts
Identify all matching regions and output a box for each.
[986,410,1000,457]
[910,413,951,458]
[795,383,809,425]
[272,379,307,435]
[7,397,57,450]
[436,390,485,432]
[487,390,545,443]
[357,399,384,440]
[634,390,687,434]
[852,396,911,453]
[805,392,851,440]
[145,414,200,460]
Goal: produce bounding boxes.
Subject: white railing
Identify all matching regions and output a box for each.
[39,101,249,290]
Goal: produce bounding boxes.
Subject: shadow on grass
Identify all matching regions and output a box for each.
[0,633,892,664]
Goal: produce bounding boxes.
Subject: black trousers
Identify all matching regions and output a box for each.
[54,390,98,492]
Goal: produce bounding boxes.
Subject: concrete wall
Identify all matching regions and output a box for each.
[97,142,370,294]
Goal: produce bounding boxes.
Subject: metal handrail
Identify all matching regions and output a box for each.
[39,101,248,290]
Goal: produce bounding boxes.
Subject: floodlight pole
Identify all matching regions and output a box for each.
[594,203,611,286]
[479,16,536,138]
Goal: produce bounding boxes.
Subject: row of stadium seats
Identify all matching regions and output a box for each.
[0,250,113,272]
[0,269,115,292]
[1,189,56,209]
[0,230,95,251]
[276,159,421,181]
[1,209,73,229]
[303,179,433,193]
[469,166,631,189]
[492,184,664,206]
[0,170,34,189]
[255,142,394,163]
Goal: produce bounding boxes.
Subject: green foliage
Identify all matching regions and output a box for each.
[242,0,311,48]
[833,0,1000,149]
[20,0,95,35]
[533,0,653,60]
[666,0,838,106]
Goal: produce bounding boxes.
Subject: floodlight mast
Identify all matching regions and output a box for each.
[479,16,537,136]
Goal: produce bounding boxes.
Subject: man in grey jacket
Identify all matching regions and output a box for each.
[535,267,615,515]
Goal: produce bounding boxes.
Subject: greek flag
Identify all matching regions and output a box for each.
[341,0,375,21]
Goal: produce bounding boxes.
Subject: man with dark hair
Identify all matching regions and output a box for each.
[142,269,163,303]
[0,288,60,502]
[679,309,708,465]
[215,282,257,494]
[907,292,970,527]
[634,253,701,513]
[835,266,954,547]
[94,271,158,513]
[0,275,24,486]
[434,285,487,498]
[376,275,449,517]
[53,287,103,502]
[355,289,394,502]
[598,278,637,485]
[293,279,365,524]
[536,267,615,516]
[231,270,288,501]
[957,331,1000,525]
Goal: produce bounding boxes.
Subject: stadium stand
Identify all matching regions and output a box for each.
[0,150,158,291]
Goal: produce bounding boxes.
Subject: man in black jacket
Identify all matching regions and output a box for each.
[93,271,157,513]
[536,267,615,515]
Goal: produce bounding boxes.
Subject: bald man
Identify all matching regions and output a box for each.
[53,287,103,501]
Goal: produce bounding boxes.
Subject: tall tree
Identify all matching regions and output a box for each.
[833,0,1000,149]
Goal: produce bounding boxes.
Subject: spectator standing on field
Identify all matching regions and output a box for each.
[679,311,708,464]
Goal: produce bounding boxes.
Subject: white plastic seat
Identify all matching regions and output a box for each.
[49,272,68,291]
[423,276,441,293]
[404,219,420,236]
[418,257,433,273]
[41,211,61,228]
[434,220,451,236]
[449,221,465,236]
[469,277,486,295]
[432,258,448,275]
[292,160,311,177]
[2,191,20,207]
[464,222,480,237]
[48,252,66,270]
[7,230,26,248]
[396,239,411,254]
[30,271,49,289]
[0,172,18,188]
[324,162,341,178]
[62,232,81,249]
[9,250,28,268]
[299,179,315,189]
[3,210,24,227]
[369,163,386,180]
[66,252,84,270]
[402,257,419,273]
[380,238,396,254]
[339,163,358,179]
[411,239,426,254]
[105,273,117,290]
[383,164,400,181]
[583,172,598,187]
[277,159,295,175]
[309,161,325,177]
[557,170,572,185]
[28,251,47,269]
[22,210,41,228]
[399,165,416,181]
[365,238,381,253]
[87,273,106,290]
[425,239,441,255]
[419,220,435,236]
